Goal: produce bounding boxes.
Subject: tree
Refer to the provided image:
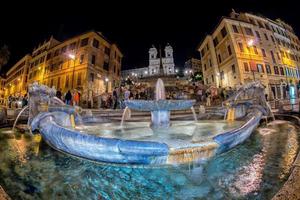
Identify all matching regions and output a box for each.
[191,72,203,82]
[0,45,10,71]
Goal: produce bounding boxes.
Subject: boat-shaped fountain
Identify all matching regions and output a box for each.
[29,80,269,165]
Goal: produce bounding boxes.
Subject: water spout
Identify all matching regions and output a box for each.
[191,106,198,122]
[266,101,275,121]
[155,78,166,100]
[12,106,29,132]
[121,106,131,126]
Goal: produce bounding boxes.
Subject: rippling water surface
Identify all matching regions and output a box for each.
[0,120,298,200]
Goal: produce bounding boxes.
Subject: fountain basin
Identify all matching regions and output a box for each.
[125,100,196,111]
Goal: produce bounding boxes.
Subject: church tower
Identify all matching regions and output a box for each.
[162,44,175,75]
[148,45,160,75]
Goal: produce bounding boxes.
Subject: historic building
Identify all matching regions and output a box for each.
[121,44,176,79]
[4,30,123,106]
[198,11,300,99]
[184,58,202,73]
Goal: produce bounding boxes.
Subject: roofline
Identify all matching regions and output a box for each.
[196,16,252,51]
[6,54,31,75]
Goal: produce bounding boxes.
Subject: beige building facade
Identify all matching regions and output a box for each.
[4,31,123,107]
[198,11,300,99]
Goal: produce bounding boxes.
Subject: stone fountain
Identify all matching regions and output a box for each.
[124,78,196,128]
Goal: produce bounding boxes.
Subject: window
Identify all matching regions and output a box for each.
[270,51,276,63]
[69,42,77,50]
[213,37,219,46]
[218,54,222,63]
[221,27,227,37]
[209,59,212,67]
[227,45,232,55]
[262,49,266,57]
[54,49,60,57]
[105,47,110,55]
[204,64,207,71]
[61,46,67,53]
[220,71,224,79]
[257,64,264,73]
[91,55,96,65]
[277,52,281,60]
[271,36,275,43]
[232,25,239,33]
[274,66,279,74]
[255,31,261,39]
[249,18,255,25]
[244,27,254,36]
[257,21,264,28]
[244,62,249,72]
[265,23,271,30]
[46,53,52,60]
[265,64,271,74]
[50,79,54,87]
[90,73,94,82]
[103,61,109,70]
[77,72,82,86]
[238,43,244,52]
[279,67,285,75]
[92,39,99,48]
[253,46,258,54]
[264,33,269,40]
[232,64,236,73]
[80,38,89,47]
[211,74,214,82]
[40,56,45,63]
[80,54,84,64]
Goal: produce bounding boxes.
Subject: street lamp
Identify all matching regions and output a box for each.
[105,77,109,92]
[247,39,255,81]
[68,53,76,89]
[175,69,178,73]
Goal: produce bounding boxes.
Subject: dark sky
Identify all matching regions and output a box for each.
[1,0,300,73]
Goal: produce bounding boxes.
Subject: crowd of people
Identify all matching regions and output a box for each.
[55,89,81,106]
[7,94,28,108]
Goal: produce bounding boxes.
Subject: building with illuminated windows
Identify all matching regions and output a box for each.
[198,11,300,99]
[4,30,123,107]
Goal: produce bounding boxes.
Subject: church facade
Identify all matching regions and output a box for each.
[122,44,176,79]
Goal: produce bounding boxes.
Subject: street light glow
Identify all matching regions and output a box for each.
[175,69,178,73]
[189,70,192,73]
[247,39,254,47]
[185,70,188,74]
[105,77,109,82]
[144,71,148,74]
[68,53,75,60]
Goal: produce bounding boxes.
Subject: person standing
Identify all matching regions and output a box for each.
[56,89,62,100]
[73,90,80,106]
[112,87,118,109]
[124,88,130,101]
[65,90,72,105]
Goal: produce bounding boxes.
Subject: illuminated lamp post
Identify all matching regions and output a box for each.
[247,39,256,81]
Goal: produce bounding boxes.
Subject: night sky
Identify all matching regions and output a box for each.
[1,0,300,74]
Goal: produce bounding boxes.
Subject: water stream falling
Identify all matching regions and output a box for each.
[155,78,166,100]
[190,106,198,122]
[120,106,131,127]
[266,101,275,121]
[12,105,29,132]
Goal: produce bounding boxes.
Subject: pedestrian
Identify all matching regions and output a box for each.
[65,90,72,105]
[56,89,62,100]
[73,90,80,106]
[113,87,118,109]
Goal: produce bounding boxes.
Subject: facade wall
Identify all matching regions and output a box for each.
[4,31,123,106]
[199,12,300,99]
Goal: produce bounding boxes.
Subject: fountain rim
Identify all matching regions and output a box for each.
[124,99,196,111]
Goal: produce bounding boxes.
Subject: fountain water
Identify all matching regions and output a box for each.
[120,106,131,127]
[124,78,196,128]
[190,106,198,122]
[12,105,29,132]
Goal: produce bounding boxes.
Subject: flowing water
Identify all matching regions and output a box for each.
[0,120,299,200]
[155,78,165,101]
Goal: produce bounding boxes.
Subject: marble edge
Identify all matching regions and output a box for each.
[272,115,300,200]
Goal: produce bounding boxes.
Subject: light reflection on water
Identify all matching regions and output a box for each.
[0,120,298,200]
